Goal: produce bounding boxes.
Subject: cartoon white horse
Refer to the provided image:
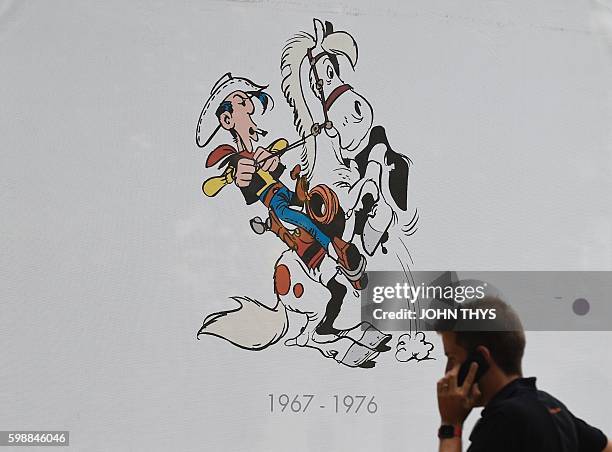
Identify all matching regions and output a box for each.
[197,19,417,367]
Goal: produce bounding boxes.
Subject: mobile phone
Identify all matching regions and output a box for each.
[457,350,489,387]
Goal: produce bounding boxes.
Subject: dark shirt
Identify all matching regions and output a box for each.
[468,378,607,452]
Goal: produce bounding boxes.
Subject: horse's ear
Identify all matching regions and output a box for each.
[313,18,326,45]
[324,21,334,36]
[322,31,358,69]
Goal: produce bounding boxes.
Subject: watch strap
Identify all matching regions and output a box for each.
[438,424,462,439]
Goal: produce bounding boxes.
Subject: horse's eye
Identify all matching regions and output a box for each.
[326,65,334,80]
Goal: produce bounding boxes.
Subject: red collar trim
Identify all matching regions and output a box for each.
[206,144,257,168]
[206,144,237,168]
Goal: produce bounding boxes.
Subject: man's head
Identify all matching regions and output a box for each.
[437,297,526,401]
[215,90,271,147]
[196,73,273,149]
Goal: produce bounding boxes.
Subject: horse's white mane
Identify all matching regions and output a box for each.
[281,31,316,179]
[281,19,358,180]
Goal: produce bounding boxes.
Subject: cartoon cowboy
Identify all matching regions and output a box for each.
[196,73,365,284]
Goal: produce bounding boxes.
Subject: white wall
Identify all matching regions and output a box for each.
[1,1,611,450]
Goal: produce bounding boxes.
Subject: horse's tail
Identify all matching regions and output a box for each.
[197,296,288,351]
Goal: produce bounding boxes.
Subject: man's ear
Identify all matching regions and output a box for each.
[219,111,234,131]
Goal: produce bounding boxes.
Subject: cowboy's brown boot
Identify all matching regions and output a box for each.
[291,165,310,206]
[331,237,368,290]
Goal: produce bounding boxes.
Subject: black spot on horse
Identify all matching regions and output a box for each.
[353,125,411,211]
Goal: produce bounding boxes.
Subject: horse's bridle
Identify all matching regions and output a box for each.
[307,48,352,135]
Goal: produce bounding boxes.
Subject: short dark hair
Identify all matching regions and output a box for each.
[214,90,272,120]
[215,100,233,119]
[436,297,526,376]
[249,90,272,113]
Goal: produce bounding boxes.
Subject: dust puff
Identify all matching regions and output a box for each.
[395,331,435,363]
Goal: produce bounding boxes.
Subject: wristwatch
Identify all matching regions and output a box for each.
[438,424,462,439]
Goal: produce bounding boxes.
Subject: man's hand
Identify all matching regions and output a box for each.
[254,146,279,172]
[437,362,481,426]
[235,158,255,188]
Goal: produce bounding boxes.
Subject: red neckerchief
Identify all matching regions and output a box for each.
[206,144,254,168]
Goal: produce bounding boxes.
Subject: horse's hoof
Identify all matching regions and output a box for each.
[359,326,392,350]
[375,335,392,351]
[358,360,376,369]
[311,331,341,344]
[340,342,379,367]
[375,343,391,353]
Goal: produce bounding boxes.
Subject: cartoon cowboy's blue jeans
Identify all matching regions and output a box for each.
[262,186,331,250]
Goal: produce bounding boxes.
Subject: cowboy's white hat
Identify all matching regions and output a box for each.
[195,72,267,148]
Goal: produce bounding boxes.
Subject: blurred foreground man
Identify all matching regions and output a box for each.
[435,297,611,452]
